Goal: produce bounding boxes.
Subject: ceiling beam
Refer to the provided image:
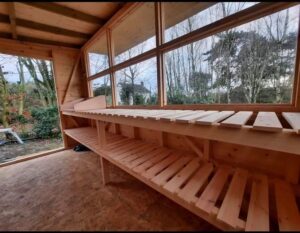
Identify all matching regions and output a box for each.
[0,32,13,39]
[15,18,92,39]
[17,35,81,48]
[7,3,17,39]
[0,13,91,39]
[22,2,106,25]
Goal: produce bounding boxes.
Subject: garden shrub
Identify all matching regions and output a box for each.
[31,106,61,139]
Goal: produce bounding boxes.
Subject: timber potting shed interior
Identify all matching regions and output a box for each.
[0,2,300,231]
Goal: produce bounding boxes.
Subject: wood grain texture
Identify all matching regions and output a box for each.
[220,111,253,128]
[195,111,235,125]
[282,112,300,134]
[253,112,283,132]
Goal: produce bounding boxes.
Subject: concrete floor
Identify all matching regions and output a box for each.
[0,149,218,231]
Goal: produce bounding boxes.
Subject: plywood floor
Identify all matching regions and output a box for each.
[0,149,218,231]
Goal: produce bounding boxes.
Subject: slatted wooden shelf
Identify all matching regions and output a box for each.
[62,109,300,156]
[64,127,300,231]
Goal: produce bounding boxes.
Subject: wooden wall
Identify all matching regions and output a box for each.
[52,49,89,148]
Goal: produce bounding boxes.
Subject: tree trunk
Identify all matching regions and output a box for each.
[0,66,9,127]
[17,58,25,115]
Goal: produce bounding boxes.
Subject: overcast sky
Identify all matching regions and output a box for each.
[0,53,51,83]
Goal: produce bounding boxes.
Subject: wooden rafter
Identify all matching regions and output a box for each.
[22,2,106,25]
[7,3,17,39]
[16,18,92,39]
[0,13,91,39]
[17,35,80,48]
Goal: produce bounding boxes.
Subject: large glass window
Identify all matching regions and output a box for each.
[164,2,258,43]
[91,75,112,106]
[115,57,157,106]
[87,34,109,76]
[112,3,156,64]
[165,5,299,104]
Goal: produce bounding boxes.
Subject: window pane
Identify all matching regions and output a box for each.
[113,3,156,64]
[165,5,299,104]
[115,57,157,106]
[87,34,109,76]
[164,2,258,43]
[91,75,112,106]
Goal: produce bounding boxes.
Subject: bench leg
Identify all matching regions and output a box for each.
[100,156,110,185]
[9,130,24,144]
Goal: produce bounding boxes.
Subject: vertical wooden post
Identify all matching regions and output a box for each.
[107,28,116,107]
[285,157,300,184]
[293,17,300,110]
[96,120,110,185]
[113,123,121,135]
[155,2,166,107]
[96,120,107,147]
[158,131,167,147]
[133,126,140,139]
[100,157,110,185]
[203,139,212,162]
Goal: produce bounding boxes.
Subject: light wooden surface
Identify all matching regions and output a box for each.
[74,95,106,111]
[64,126,300,231]
[220,111,253,128]
[0,2,122,47]
[253,112,283,132]
[195,111,235,125]
[62,109,300,156]
[282,112,300,134]
[216,168,248,229]
[274,179,300,231]
[175,110,216,123]
[245,174,269,231]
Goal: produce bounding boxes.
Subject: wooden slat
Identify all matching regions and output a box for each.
[126,147,169,169]
[220,111,253,128]
[151,156,192,186]
[142,153,180,179]
[217,168,248,229]
[113,143,152,161]
[133,150,172,173]
[175,110,217,123]
[253,112,283,132]
[196,167,231,214]
[148,110,184,120]
[160,111,196,121]
[282,112,300,134]
[274,179,300,231]
[109,140,143,155]
[164,157,201,193]
[136,110,175,119]
[120,145,159,163]
[177,163,214,203]
[195,111,235,125]
[245,174,269,231]
[103,138,133,150]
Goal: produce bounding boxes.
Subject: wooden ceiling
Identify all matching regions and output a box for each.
[0,2,124,48]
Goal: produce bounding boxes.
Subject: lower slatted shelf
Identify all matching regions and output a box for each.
[64,127,300,231]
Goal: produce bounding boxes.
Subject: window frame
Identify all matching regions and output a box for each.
[82,2,300,111]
